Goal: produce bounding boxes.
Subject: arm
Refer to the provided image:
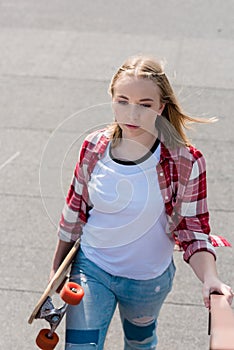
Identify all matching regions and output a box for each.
[172,149,232,307]
[49,239,74,280]
[50,131,106,278]
[57,136,94,243]
[49,142,88,280]
[57,131,106,243]
[189,251,233,308]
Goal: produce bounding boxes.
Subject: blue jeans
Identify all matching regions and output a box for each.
[65,249,175,350]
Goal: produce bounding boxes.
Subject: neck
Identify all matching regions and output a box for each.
[122,129,158,148]
[111,130,158,162]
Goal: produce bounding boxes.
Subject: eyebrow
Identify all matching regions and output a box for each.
[117,95,154,102]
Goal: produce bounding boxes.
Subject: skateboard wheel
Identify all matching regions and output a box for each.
[36,329,59,349]
[60,281,84,305]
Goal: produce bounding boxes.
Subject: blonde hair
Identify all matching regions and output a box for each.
[108,55,214,148]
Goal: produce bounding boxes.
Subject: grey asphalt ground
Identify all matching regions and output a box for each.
[0,1,234,349]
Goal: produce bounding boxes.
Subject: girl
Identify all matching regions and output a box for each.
[50,56,233,349]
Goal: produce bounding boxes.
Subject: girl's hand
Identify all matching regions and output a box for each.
[49,240,74,282]
[189,252,233,308]
[202,277,233,308]
[49,269,56,282]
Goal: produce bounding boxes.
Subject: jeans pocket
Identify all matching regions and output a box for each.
[166,259,176,293]
[170,259,176,279]
[153,260,176,296]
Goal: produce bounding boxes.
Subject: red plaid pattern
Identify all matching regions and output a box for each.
[58,129,230,263]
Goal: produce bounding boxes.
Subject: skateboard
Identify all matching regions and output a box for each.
[209,293,234,350]
[28,238,84,349]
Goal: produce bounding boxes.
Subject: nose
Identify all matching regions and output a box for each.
[129,104,140,121]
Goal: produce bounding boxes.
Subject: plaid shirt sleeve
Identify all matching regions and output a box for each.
[158,144,230,263]
[57,140,90,242]
[57,130,108,242]
[174,148,217,262]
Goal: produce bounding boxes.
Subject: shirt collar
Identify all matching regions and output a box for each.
[160,141,196,163]
[93,132,111,158]
[160,142,180,161]
[92,130,190,163]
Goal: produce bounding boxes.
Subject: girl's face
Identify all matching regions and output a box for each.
[112,76,165,139]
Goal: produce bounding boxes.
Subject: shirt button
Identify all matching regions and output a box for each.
[160,172,163,176]
[165,196,169,200]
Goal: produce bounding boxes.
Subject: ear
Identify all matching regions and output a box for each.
[158,103,165,116]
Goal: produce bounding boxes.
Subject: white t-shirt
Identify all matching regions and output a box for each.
[81,140,174,280]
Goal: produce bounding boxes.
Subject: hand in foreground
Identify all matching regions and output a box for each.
[202,277,233,308]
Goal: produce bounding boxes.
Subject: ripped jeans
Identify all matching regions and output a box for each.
[65,249,175,350]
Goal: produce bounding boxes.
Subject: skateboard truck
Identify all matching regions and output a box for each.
[36,296,68,339]
[34,282,84,349]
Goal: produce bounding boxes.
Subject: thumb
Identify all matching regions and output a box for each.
[202,284,212,308]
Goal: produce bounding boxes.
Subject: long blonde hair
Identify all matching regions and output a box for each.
[109,55,214,148]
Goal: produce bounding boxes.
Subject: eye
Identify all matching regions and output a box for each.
[118,100,128,105]
[140,104,152,108]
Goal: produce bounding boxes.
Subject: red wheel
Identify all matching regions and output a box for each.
[60,281,84,305]
[36,329,59,349]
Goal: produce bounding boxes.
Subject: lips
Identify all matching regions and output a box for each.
[125,124,140,129]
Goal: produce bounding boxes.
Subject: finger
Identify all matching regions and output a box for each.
[221,285,234,305]
[203,285,211,308]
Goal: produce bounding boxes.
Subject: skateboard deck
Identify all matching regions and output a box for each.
[209,293,234,350]
[28,238,84,349]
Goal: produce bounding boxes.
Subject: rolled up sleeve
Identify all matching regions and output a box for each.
[172,151,216,263]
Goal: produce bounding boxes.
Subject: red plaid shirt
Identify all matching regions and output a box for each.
[58,129,230,263]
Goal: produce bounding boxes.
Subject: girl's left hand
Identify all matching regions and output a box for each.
[202,277,233,308]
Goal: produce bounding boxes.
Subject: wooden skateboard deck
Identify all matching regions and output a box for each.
[209,293,234,350]
[28,238,80,325]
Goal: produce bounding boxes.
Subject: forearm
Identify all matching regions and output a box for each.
[189,251,218,283]
[51,239,74,272]
[189,250,233,307]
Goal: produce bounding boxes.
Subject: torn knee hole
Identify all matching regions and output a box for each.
[132,316,155,326]
[124,317,155,342]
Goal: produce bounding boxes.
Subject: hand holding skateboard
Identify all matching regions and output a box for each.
[28,239,84,349]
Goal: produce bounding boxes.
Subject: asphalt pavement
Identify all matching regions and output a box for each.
[0,1,233,349]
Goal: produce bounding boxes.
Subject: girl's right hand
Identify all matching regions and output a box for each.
[49,240,74,282]
[49,269,56,282]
